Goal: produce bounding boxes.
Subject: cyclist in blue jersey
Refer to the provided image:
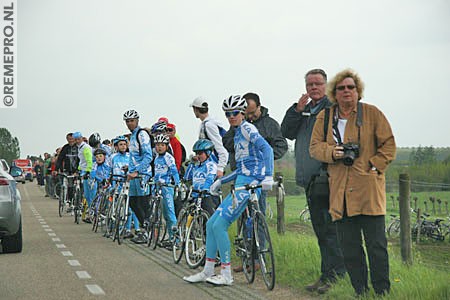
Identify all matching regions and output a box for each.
[153,134,180,245]
[123,109,153,244]
[183,95,274,286]
[183,139,218,216]
[89,132,112,166]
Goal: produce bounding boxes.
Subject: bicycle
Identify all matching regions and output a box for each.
[114,179,132,245]
[104,175,126,239]
[183,189,210,269]
[57,173,75,217]
[91,180,112,233]
[299,206,311,223]
[172,183,191,264]
[412,212,445,242]
[233,184,275,291]
[72,175,84,224]
[386,214,400,238]
[146,181,175,250]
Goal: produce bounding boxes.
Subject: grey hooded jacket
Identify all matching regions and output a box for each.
[280,96,332,188]
[223,106,288,171]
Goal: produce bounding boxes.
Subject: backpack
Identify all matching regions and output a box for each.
[202,120,227,140]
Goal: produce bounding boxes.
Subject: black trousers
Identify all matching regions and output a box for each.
[129,195,150,228]
[308,196,346,282]
[336,215,390,295]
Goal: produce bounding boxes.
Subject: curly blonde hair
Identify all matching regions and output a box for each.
[326,69,364,103]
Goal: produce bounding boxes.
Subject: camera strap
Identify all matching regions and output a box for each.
[332,102,363,145]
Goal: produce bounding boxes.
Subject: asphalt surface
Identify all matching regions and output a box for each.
[0,183,276,300]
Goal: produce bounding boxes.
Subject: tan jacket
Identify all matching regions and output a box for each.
[310,102,396,221]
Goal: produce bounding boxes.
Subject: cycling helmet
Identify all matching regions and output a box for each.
[192,139,214,152]
[158,116,169,124]
[222,95,247,111]
[154,134,170,144]
[115,135,128,143]
[123,109,140,120]
[151,121,167,134]
[73,131,82,139]
[89,132,101,147]
[94,148,107,156]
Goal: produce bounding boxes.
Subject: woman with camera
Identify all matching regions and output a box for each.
[309,69,396,296]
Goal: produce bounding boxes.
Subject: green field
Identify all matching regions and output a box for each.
[227,192,450,299]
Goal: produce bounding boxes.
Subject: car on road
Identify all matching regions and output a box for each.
[0,158,10,173]
[12,159,34,182]
[0,167,22,253]
[10,166,26,184]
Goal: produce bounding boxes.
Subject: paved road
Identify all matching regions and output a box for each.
[0,183,288,300]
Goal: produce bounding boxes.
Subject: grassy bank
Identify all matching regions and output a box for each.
[227,193,450,299]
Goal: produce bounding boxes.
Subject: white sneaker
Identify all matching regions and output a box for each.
[183,271,211,283]
[206,275,233,286]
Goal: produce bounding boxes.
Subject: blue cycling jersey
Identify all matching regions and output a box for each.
[220,120,274,185]
[90,162,111,182]
[128,126,153,175]
[184,156,217,196]
[153,152,180,185]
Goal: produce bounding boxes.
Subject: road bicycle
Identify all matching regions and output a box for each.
[183,189,211,268]
[146,181,175,250]
[57,173,76,217]
[233,184,275,290]
[104,175,126,239]
[91,180,112,233]
[72,175,85,224]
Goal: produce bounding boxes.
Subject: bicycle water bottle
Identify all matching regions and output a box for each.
[245,216,252,239]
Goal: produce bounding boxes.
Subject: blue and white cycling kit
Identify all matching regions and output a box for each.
[128,127,152,196]
[206,120,274,264]
[87,161,111,205]
[183,156,217,197]
[153,152,180,238]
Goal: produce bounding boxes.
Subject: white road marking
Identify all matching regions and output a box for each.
[48,233,56,237]
[68,260,81,267]
[56,244,66,249]
[42,225,49,228]
[44,229,53,232]
[86,284,105,295]
[61,251,73,257]
[39,222,46,224]
[52,238,61,242]
[76,271,91,279]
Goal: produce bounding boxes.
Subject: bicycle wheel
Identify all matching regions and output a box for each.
[59,186,66,217]
[185,211,209,269]
[299,208,311,222]
[94,193,107,233]
[74,188,81,224]
[115,195,127,245]
[105,199,115,239]
[428,225,444,242]
[387,219,400,239]
[236,213,255,284]
[173,208,188,264]
[148,198,161,249]
[254,211,275,290]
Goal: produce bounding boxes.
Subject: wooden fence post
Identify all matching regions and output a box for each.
[424,200,428,213]
[275,172,285,235]
[390,195,395,209]
[430,196,436,215]
[413,197,418,211]
[416,208,422,245]
[437,198,442,214]
[399,174,412,264]
[445,200,449,215]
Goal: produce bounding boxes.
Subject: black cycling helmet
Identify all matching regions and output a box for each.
[89,133,101,147]
[94,148,107,156]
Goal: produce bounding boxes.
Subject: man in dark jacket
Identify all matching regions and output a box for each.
[223,92,288,272]
[55,133,79,201]
[281,69,345,294]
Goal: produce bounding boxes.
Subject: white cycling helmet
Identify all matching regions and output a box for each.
[154,134,170,144]
[123,109,140,120]
[222,95,247,111]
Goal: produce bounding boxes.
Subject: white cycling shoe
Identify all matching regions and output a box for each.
[183,271,211,283]
[206,275,234,286]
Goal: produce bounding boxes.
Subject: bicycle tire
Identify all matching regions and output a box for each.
[185,211,209,269]
[115,195,127,245]
[74,188,81,224]
[173,207,188,264]
[105,198,115,239]
[254,211,275,290]
[387,219,400,239]
[299,208,311,223]
[59,186,66,218]
[148,198,161,249]
[94,193,107,233]
[237,213,256,284]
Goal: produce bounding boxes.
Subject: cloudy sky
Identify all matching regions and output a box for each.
[1,0,450,157]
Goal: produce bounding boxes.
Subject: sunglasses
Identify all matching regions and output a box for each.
[167,128,174,132]
[225,110,241,118]
[335,84,356,91]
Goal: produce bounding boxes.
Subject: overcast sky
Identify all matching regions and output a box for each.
[1,0,450,157]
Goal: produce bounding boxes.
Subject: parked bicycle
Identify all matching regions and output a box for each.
[57,173,76,217]
[233,184,275,291]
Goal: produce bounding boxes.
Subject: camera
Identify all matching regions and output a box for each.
[342,143,360,166]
